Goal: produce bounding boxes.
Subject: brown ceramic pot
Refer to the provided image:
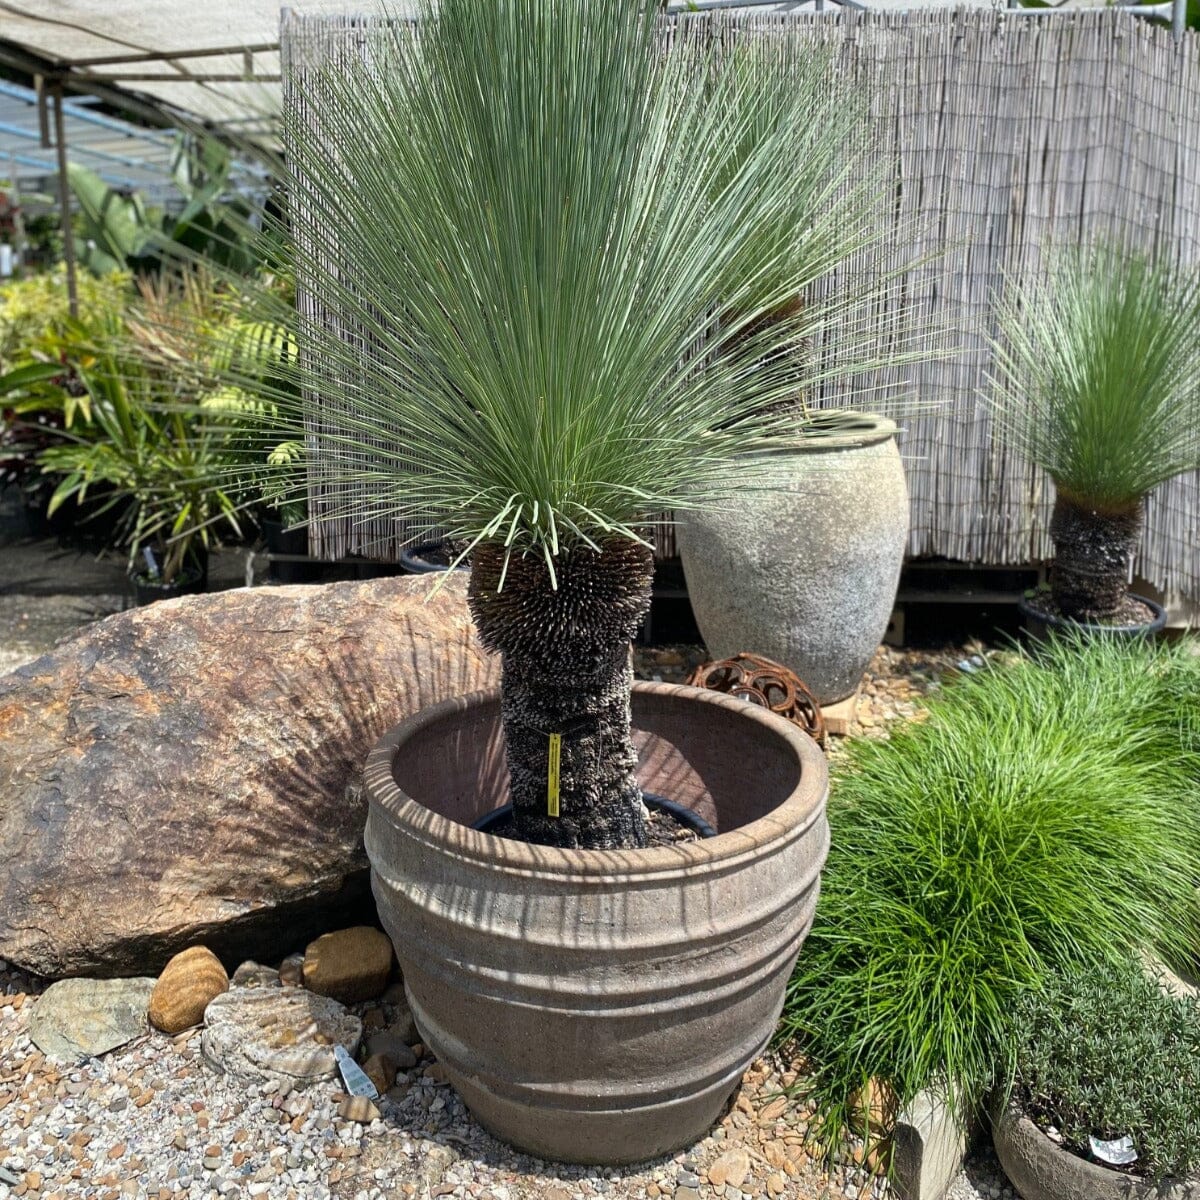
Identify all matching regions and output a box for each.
[363,681,829,1165]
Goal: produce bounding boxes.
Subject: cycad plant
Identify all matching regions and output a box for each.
[239,0,910,849]
[990,245,1200,622]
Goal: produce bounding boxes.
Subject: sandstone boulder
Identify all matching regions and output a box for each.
[148,947,229,1033]
[0,576,497,978]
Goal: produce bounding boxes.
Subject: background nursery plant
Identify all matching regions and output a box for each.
[227,0,918,849]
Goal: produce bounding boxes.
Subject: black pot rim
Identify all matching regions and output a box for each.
[400,541,471,574]
[130,563,205,590]
[1018,592,1168,637]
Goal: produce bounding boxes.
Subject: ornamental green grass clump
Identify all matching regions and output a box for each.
[781,634,1200,1149]
[1010,957,1200,1182]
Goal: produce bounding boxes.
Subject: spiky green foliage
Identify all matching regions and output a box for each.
[989,245,1200,511]
[781,634,1200,1152]
[215,0,919,573]
[1010,957,1200,1182]
[33,269,285,582]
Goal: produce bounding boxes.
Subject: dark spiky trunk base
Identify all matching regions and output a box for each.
[1049,494,1144,623]
[468,539,655,850]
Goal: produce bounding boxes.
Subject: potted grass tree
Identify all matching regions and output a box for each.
[238,0,917,1163]
[989,244,1200,637]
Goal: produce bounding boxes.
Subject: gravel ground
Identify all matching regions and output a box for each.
[0,964,891,1200]
[0,594,124,674]
[0,594,1017,1200]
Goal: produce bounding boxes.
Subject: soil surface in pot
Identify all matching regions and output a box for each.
[473,799,706,847]
[1024,589,1156,626]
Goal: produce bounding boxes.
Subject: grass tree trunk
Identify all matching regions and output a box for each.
[1049,493,1144,622]
[468,539,655,850]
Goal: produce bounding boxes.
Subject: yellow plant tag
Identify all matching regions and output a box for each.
[547,733,562,817]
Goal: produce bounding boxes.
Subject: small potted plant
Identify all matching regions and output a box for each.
[258,471,312,581]
[989,244,1200,638]
[994,957,1200,1200]
[198,308,321,584]
[38,354,241,603]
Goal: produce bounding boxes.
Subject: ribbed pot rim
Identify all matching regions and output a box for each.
[993,1103,1200,1198]
[792,411,898,452]
[363,680,828,881]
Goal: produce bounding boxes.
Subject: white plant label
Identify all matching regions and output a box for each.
[334,1044,379,1100]
[1089,1134,1137,1166]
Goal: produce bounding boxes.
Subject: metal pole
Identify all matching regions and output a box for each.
[1173,0,1186,40]
[7,153,27,275]
[49,83,78,319]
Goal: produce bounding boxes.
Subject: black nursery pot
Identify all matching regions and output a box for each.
[400,541,470,574]
[262,519,324,584]
[131,564,206,607]
[1018,593,1168,643]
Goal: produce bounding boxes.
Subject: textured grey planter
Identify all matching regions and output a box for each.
[364,682,829,1165]
[992,1105,1200,1200]
[678,416,908,704]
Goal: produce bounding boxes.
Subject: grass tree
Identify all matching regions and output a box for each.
[239,0,910,849]
[990,245,1200,622]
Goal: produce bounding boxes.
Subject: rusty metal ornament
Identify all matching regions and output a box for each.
[686,652,826,749]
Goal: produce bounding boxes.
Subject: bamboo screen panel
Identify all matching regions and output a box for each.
[282,7,1200,600]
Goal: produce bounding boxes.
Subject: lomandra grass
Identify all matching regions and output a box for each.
[781,635,1200,1148]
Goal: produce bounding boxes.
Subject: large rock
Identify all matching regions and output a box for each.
[0,577,497,978]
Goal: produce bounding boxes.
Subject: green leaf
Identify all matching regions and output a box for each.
[46,472,83,515]
[65,163,153,265]
[0,361,62,395]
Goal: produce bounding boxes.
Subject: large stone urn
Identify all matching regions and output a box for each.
[677,416,908,704]
[364,681,828,1164]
